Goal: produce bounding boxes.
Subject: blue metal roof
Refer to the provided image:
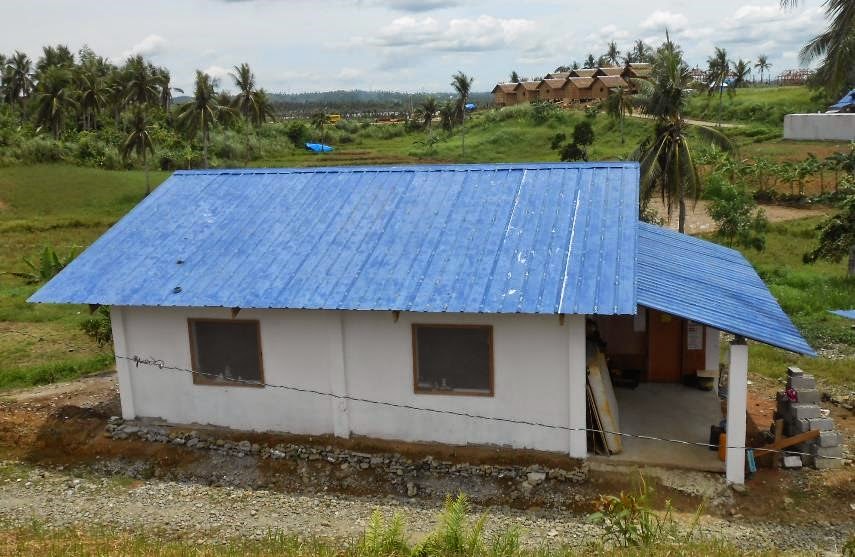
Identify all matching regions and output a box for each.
[30,163,639,315]
[830,309,855,320]
[637,222,815,356]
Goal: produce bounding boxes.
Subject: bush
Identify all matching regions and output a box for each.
[285,121,309,147]
[18,137,69,163]
[81,306,113,346]
[705,172,768,250]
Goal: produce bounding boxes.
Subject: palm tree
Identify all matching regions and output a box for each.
[509,70,520,83]
[635,33,733,232]
[4,51,34,109]
[755,55,771,84]
[605,41,621,66]
[438,101,455,132]
[630,40,653,63]
[124,55,160,107]
[122,106,155,195]
[780,0,855,93]
[732,59,752,90]
[35,45,74,77]
[32,67,78,139]
[450,71,473,159]
[310,110,327,145]
[707,47,730,127]
[76,70,107,130]
[605,86,633,144]
[229,63,272,126]
[156,68,181,113]
[419,96,439,132]
[175,71,221,168]
[584,54,596,69]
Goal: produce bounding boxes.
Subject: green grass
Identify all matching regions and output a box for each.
[0,102,851,389]
[0,165,167,387]
[732,217,855,386]
[684,86,823,129]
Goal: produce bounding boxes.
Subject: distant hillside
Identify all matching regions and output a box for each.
[175,89,494,116]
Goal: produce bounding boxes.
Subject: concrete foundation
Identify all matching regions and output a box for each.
[599,383,724,473]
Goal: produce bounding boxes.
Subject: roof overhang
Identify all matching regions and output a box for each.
[637,222,815,356]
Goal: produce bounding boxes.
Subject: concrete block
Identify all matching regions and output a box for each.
[782,455,803,468]
[794,389,821,404]
[787,374,816,391]
[818,430,841,448]
[792,418,811,434]
[811,445,843,470]
[808,418,835,431]
[790,404,820,420]
[787,366,804,377]
[776,398,792,419]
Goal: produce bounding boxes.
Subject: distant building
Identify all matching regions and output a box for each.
[491,83,519,107]
[514,80,542,103]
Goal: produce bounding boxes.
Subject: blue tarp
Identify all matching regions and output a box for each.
[305,143,334,153]
[830,309,855,320]
[828,89,855,112]
[464,103,476,111]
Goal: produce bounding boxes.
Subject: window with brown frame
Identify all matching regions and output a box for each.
[412,324,493,396]
[188,319,264,387]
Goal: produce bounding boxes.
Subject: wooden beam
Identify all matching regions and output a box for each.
[88,304,101,314]
[231,307,241,319]
[392,310,400,323]
[559,314,566,326]
[754,428,820,458]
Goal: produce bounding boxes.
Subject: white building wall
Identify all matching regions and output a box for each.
[783,113,855,141]
[114,306,586,454]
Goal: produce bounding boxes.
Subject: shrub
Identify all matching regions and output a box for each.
[285,121,309,147]
[588,474,687,548]
[81,306,113,347]
[414,494,487,556]
[352,511,410,556]
[705,173,768,251]
[3,245,79,284]
[18,137,69,163]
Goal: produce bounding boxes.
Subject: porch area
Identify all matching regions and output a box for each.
[604,383,725,472]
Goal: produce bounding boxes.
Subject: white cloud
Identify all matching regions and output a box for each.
[371,14,536,52]
[640,10,688,31]
[203,65,232,83]
[119,34,168,60]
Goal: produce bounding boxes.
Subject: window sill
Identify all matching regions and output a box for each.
[414,388,494,397]
[192,378,265,388]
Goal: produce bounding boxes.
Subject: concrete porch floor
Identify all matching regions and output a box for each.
[594,383,725,473]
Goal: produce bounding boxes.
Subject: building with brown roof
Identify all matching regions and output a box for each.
[597,67,624,77]
[544,71,571,80]
[514,80,542,103]
[568,77,597,101]
[536,78,571,102]
[571,68,598,78]
[491,83,520,107]
[623,63,652,79]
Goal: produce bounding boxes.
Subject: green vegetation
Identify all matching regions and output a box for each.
[738,217,855,385]
[684,86,823,129]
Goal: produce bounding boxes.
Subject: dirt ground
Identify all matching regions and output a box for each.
[650,199,829,234]
[0,374,855,524]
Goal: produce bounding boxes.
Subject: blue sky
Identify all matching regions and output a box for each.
[4,0,826,93]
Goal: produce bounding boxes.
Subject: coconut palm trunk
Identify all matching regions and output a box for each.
[850,245,855,277]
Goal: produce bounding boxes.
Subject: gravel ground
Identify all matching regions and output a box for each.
[0,462,851,553]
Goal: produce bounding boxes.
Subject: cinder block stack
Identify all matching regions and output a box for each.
[776,367,843,470]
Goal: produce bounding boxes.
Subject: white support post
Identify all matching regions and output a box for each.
[726,340,748,485]
[109,307,136,420]
[568,315,587,459]
[328,311,351,438]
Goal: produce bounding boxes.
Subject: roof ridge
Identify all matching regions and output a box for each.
[174,162,640,176]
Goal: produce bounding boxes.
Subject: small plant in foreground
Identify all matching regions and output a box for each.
[353,510,410,556]
[80,305,113,346]
[588,474,680,548]
[414,493,487,556]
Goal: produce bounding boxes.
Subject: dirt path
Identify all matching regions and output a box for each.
[649,199,828,234]
[629,113,740,128]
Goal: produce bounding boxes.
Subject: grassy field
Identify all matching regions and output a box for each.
[0,165,170,388]
[684,86,824,129]
[0,97,853,390]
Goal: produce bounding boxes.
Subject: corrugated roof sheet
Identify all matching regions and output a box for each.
[30,163,639,316]
[830,309,855,320]
[637,222,814,355]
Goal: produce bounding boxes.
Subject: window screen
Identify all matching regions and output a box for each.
[189,320,263,386]
[413,325,493,395]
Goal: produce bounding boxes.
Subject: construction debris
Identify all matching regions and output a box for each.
[775,367,844,470]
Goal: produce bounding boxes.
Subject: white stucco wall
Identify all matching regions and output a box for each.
[783,113,855,141]
[112,307,587,455]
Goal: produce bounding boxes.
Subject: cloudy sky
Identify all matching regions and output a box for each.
[3,0,827,93]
